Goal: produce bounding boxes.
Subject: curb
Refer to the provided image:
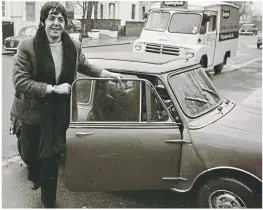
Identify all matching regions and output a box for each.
[82,42,131,48]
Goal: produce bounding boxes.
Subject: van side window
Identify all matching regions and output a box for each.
[208,15,217,31]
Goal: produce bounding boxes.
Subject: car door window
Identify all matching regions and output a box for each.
[71,76,173,123]
[71,77,141,122]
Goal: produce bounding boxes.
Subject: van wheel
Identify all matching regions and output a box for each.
[197,177,260,208]
[214,63,224,74]
[257,44,261,49]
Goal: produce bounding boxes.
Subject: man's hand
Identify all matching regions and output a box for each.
[101,70,123,81]
[54,83,72,94]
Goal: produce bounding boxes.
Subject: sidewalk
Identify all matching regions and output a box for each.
[2,35,139,55]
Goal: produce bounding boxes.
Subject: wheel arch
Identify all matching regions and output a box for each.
[200,54,208,68]
[191,167,262,194]
[224,51,231,64]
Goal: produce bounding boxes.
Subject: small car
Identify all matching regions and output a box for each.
[4,25,38,51]
[257,35,262,48]
[4,24,82,52]
[63,52,262,208]
[65,19,82,32]
[239,24,258,36]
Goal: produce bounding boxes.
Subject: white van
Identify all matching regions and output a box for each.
[133,1,239,74]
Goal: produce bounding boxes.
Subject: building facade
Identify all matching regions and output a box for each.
[74,1,151,26]
[2,1,74,35]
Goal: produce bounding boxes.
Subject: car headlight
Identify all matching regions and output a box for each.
[134,44,142,51]
[185,49,195,59]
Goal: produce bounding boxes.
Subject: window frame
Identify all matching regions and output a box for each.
[168,66,223,119]
[70,78,175,124]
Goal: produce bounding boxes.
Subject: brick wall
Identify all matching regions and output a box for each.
[78,19,121,31]
[125,21,145,36]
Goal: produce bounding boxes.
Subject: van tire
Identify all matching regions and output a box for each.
[214,63,224,74]
[257,44,261,48]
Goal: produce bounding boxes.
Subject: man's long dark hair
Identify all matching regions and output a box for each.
[39,1,68,28]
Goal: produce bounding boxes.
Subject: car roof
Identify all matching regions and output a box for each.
[86,52,199,74]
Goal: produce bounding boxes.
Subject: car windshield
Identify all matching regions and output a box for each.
[145,11,170,31]
[168,13,201,34]
[18,26,37,36]
[169,67,222,117]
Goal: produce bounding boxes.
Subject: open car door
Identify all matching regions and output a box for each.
[65,77,183,192]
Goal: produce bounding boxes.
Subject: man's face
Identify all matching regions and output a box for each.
[44,10,65,40]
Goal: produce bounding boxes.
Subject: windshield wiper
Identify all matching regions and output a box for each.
[187,12,194,20]
[185,96,211,104]
[202,88,219,98]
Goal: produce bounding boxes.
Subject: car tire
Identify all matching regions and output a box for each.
[197,177,260,208]
[257,44,261,49]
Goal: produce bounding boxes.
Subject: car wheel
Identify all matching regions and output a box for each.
[197,177,260,208]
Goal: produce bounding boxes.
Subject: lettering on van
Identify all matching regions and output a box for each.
[222,10,230,19]
[219,31,238,42]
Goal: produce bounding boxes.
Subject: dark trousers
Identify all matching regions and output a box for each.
[19,123,60,207]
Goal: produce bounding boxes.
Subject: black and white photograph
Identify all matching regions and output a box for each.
[2,0,262,208]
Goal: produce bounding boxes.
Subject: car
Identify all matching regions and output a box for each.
[63,52,262,208]
[65,19,82,32]
[4,25,38,51]
[15,52,262,208]
[257,35,262,48]
[239,24,258,36]
[3,24,82,52]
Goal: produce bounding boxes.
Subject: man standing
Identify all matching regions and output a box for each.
[10,1,121,208]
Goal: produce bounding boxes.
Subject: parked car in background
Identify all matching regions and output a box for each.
[257,35,262,48]
[4,25,38,51]
[239,24,258,36]
[54,52,261,208]
[4,24,81,52]
[65,19,82,32]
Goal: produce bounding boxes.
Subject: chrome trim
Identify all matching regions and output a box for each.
[76,132,93,137]
[170,166,262,193]
[162,177,188,181]
[165,140,191,143]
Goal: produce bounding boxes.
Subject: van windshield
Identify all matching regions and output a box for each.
[168,13,201,34]
[168,67,222,117]
[145,12,170,32]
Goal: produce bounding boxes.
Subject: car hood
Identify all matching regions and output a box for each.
[214,89,262,135]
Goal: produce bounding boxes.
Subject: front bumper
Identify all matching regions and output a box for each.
[239,31,253,35]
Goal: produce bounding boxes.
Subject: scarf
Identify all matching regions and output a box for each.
[34,27,77,159]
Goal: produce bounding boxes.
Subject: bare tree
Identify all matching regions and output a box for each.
[227,1,253,21]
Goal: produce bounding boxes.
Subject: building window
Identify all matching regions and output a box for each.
[142,6,145,20]
[131,4,135,20]
[109,3,115,19]
[26,1,35,21]
[100,4,103,19]
[2,1,6,17]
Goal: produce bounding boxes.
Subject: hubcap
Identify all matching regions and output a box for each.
[208,190,246,208]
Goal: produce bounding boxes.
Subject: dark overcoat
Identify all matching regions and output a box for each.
[11,36,102,125]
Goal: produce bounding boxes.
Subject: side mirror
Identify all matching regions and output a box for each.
[200,26,206,34]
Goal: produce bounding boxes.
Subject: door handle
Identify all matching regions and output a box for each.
[76,132,93,137]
